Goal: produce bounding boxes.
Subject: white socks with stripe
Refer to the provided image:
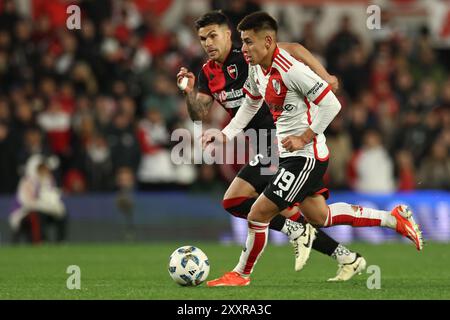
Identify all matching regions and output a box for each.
[324,202,396,228]
[233,220,269,277]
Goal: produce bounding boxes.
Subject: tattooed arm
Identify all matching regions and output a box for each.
[177,67,214,121]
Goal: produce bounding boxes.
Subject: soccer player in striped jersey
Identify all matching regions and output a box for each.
[177,11,366,282]
[204,11,423,287]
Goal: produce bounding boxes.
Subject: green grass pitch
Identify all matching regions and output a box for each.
[0,242,449,299]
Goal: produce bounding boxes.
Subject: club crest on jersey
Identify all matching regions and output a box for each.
[227,64,238,79]
[272,79,281,95]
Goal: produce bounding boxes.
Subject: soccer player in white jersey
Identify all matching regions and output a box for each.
[177,11,367,281]
[204,12,423,287]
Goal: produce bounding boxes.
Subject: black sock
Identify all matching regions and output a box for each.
[312,229,339,256]
[269,214,286,231]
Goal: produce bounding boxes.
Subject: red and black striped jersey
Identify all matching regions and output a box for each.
[197,46,275,132]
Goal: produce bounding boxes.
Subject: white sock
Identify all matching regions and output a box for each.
[280,219,306,241]
[233,220,269,276]
[331,244,357,264]
[325,203,397,229]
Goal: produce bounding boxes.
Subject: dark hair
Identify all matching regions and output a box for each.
[237,11,278,33]
[194,10,230,30]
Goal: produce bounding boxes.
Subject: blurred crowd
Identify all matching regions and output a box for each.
[0,0,449,197]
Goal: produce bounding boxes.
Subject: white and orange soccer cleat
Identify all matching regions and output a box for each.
[391,205,424,251]
[206,271,250,287]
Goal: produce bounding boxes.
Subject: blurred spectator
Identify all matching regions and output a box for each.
[394,150,416,191]
[0,0,19,32]
[417,140,450,190]
[393,69,415,113]
[17,127,52,170]
[347,100,377,149]
[63,168,87,194]
[105,111,141,172]
[37,100,71,156]
[298,20,322,55]
[13,100,35,138]
[115,166,136,241]
[326,114,352,190]
[143,72,179,123]
[94,95,117,133]
[9,155,67,244]
[84,134,114,191]
[190,164,226,196]
[140,13,171,57]
[393,110,440,163]
[340,44,369,100]
[325,14,361,75]
[411,79,439,113]
[70,62,98,95]
[411,47,446,85]
[214,0,261,46]
[349,130,395,193]
[137,108,174,186]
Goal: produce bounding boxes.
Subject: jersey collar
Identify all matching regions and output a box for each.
[260,46,280,76]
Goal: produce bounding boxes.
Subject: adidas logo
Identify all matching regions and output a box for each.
[273,190,283,197]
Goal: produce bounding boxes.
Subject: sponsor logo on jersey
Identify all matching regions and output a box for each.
[214,88,244,104]
[227,64,238,79]
[283,104,296,112]
[307,81,324,96]
[272,79,281,95]
[219,90,227,103]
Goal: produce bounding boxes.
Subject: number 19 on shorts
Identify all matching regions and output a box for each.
[273,168,296,191]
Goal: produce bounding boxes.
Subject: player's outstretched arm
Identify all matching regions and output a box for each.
[177,67,214,121]
[278,42,339,92]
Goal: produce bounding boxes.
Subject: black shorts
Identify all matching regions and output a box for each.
[263,156,329,211]
[236,129,277,194]
[236,154,275,194]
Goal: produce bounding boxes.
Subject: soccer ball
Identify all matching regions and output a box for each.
[168,246,210,286]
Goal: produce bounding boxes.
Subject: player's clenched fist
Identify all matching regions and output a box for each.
[326,75,339,93]
[176,67,196,93]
